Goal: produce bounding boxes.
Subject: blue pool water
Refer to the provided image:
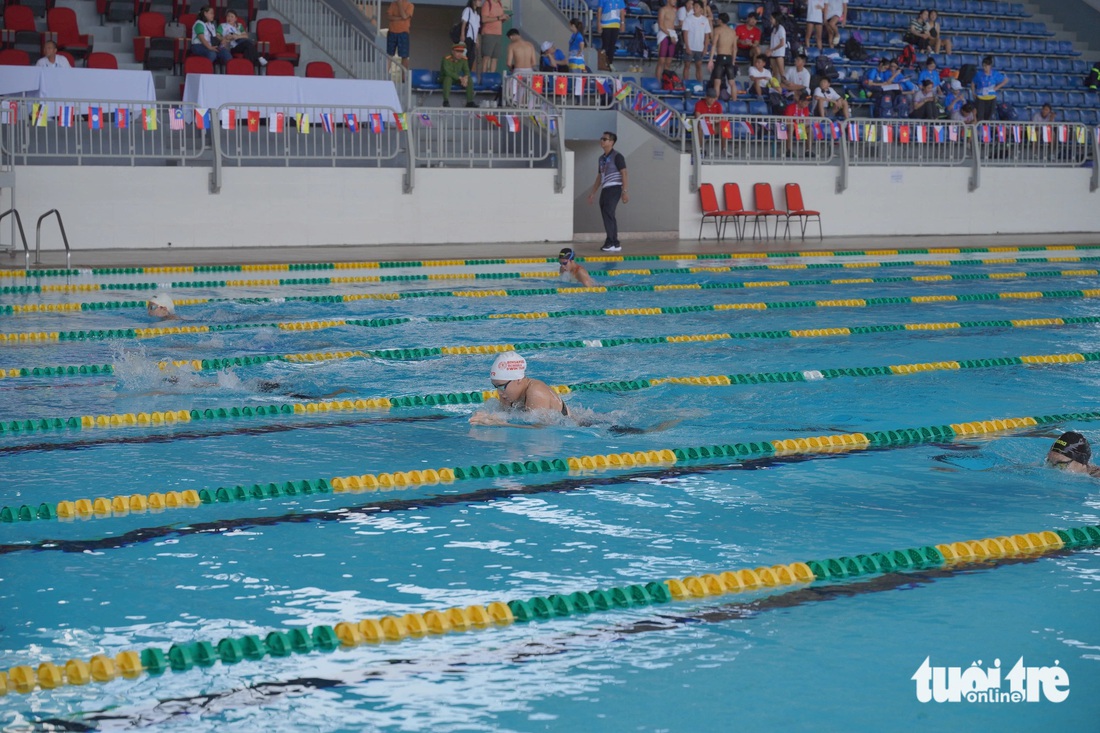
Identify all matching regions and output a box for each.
[1,251,1098,731]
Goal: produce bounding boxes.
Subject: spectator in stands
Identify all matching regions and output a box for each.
[507,29,537,77]
[910,78,940,119]
[558,248,596,287]
[1032,102,1056,123]
[813,76,850,119]
[927,10,953,56]
[823,0,846,49]
[35,40,71,68]
[656,0,678,82]
[904,9,933,52]
[916,56,939,87]
[460,0,481,65]
[479,0,509,73]
[784,92,813,157]
[707,13,737,100]
[861,57,891,107]
[805,0,826,55]
[953,101,976,123]
[734,12,761,63]
[218,10,266,68]
[440,44,476,107]
[539,41,568,72]
[782,52,810,100]
[767,10,786,81]
[597,0,626,72]
[191,6,231,64]
[588,131,628,253]
[147,295,177,321]
[972,55,1007,121]
[694,84,723,117]
[747,54,772,98]
[676,0,692,36]
[944,79,965,118]
[386,0,414,74]
[682,1,712,84]
[568,18,586,72]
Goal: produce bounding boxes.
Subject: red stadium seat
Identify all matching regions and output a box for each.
[256,18,299,66]
[58,49,75,66]
[47,7,93,60]
[183,54,214,75]
[1,6,48,62]
[264,59,295,76]
[134,12,183,70]
[96,0,140,23]
[225,57,254,75]
[782,183,822,241]
[0,49,31,66]
[3,5,38,33]
[86,51,120,70]
[305,61,334,78]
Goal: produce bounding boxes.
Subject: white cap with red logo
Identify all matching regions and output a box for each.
[490,352,527,380]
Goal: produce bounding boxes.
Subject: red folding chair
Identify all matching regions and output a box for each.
[721,183,758,242]
[697,183,734,241]
[783,183,822,241]
[751,183,785,240]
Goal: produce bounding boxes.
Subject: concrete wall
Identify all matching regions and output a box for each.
[13,158,573,249]
[684,159,1100,237]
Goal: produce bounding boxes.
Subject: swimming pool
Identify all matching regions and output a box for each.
[1,246,1098,731]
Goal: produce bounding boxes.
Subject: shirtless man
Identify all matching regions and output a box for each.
[506,29,538,74]
[654,0,678,83]
[558,247,596,287]
[469,352,570,426]
[707,12,737,100]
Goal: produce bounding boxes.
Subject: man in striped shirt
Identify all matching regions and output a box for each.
[587,131,629,252]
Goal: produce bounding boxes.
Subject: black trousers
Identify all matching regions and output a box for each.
[976,97,996,121]
[601,28,620,64]
[599,185,622,246]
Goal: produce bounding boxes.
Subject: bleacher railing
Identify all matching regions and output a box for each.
[693,114,840,165]
[974,122,1092,167]
[0,99,208,166]
[553,0,595,45]
[504,72,689,151]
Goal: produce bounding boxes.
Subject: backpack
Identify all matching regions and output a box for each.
[781,15,803,59]
[661,69,684,91]
[843,36,866,61]
[957,63,977,86]
[1085,61,1099,90]
[449,13,463,44]
[628,26,650,60]
[897,44,916,69]
[996,101,1018,122]
[815,54,838,81]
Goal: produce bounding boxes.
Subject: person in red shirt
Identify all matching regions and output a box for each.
[734,12,761,63]
[783,92,813,157]
[693,85,724,116]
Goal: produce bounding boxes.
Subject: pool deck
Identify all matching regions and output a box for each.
[7,232,1100,269]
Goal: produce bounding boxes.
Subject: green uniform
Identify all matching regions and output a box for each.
[440,55,475,104]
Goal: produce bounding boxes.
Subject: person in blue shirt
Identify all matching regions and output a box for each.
[568,18,587,72]
[598,0,626,71]
[971,55,1008,121]
[861,57,891,113]
[943,79,965,119]
[916,57,940,87]
[539,41,568,72]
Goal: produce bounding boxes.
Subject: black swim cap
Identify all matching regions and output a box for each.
[558,247,574,260]
[1051,431,1091,464]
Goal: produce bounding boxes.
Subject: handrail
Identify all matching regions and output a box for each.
[35,209,70,269]
[0,209,30,271]
[1091,126,1099,193]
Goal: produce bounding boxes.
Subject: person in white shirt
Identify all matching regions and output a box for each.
[767,10,786,80]
[812,76,850,118]
[681,2,711,84]
[36,40,71,68]
[782,52,810,99]
[747,54,772,97]
[805,0,825,53]
[824,0,846,48]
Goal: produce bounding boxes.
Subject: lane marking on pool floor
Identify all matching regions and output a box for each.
[0,348,1096,442]
[2,522,1095,696]
[2,409,1097,525]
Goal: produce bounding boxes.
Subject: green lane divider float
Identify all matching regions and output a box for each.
[2,410,1096,524]
[1,348,1097,439]
[3,522,1097,695]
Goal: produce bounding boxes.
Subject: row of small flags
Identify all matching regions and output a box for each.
[517,74,632,103]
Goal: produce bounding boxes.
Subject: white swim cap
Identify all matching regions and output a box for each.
[490,351,526,380]
[148,294,175,313]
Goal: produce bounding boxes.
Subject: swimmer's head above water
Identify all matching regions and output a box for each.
[147,294,175,319]
[1046,431,1100,476]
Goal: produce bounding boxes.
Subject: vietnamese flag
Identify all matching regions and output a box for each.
[247,110,260,132]
[554,75,568,95]
[532,75,545,94]
[719,120,732,139]
[484,113,502,128]
[898,125,910,144]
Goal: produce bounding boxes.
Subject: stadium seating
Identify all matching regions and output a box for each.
[305,61,335,79]
[265,59,295,77]
[47,8,93,60]
[86,51,119,70]
[0,49,31,65]
[256,18,299,67]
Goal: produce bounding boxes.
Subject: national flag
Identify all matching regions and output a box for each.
[505,114,520,133]
[219,108,236,128]
[898,125,910,144]
[269,112,285,133]
[811,121,824,140]
[698,119,712,137]
[1057,125,1069,143]
[864,124,877,143]
[594,78,608,95]
[744,120,756,136]
[58,105,74,128]
[320,112,334,133]
[914,125,926,143]
[483,113,501,128]
[532,75,545,95]
[978,125,990,143]
[1076,126,1086,145]
[795,123,807,140]
[391,112,406,131]
[1042,125,1052,144]
[116,108,128,129]
[644,100,661,113]
[948,125,959,142]
[3,100,16,125]
[719,120,732,139]
[247,110,260,132]
[417,112,432,127]
[345,113,359,132]
[296,113,310,133]
[776,122,788,140]
[997,125,1007,142]
[1011,125,1021,143]
[1026,125,1038,142]
[529,114,544,128]
[170,107,185,130]
[195,108,211,129]
[614,84,631,102]
[632,94,645,112]
[847,122,859,141]
[32,103,48,127]
[143,108,158,131]
[554,75,568,95]
[880,124,893,143]
[654,109,672,127]
[573,76,585,96]
[369,112,383,133]
[932,125,943,143]
[548,117,557,134]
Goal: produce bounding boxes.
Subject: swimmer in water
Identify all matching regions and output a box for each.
[1046,431,1100,477]
[558,247,596,288]
[147,294,179,321]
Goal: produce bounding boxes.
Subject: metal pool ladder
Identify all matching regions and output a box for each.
[0,208,29,270]
[35,209,71,269]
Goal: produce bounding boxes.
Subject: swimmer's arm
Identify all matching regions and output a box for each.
[577,266,597,288]
[1088,464,1100,478]
[468,411,544,429]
